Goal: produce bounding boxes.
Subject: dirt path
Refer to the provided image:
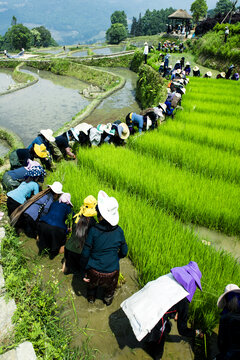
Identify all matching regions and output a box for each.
[21,236,195,360]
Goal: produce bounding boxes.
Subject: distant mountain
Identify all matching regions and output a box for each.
[0,0,218,45]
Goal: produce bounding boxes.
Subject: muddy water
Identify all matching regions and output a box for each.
[0,139,9,156]
[192,225,240,261]
[0,69,16,93]
[0,67,90,146]
[85,68,141,126]
[22,236,194,360]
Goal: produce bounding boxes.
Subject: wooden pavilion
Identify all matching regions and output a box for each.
[167,9,192,34]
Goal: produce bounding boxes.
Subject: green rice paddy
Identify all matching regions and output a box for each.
[46,76,240,333]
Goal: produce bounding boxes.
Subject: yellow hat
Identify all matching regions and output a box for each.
[129,112,133,120]
[34,144,48,158]
[73,195,97,223]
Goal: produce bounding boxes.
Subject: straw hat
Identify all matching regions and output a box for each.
[176,69,182,74]
[186,62,190,66]
[34,144,48,158]
[146,117,152,131]
[98,190,119,226]
[206,71,212,77]
[118,123,130,140]
[220,72,226,78]
[217,284,240,309]
[40,129,55,142]
[48,181,63,194]
[59,193,73,206]
[193,66,199,72]
[74,123,93,136]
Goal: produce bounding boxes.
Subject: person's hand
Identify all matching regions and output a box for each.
[195,329,204,338]
[174,313,178,321]
[83,275,90,283]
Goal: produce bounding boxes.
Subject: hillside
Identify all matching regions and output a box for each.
[0,0,217,44]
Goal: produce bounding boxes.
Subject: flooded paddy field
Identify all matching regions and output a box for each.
[85,67,141,126]
[0,68,16,93]
[0,67,90,146]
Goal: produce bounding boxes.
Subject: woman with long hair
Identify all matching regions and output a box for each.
[62,195,97,275]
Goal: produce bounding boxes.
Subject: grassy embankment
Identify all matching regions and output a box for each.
[0,225,95,359]
[189,23,240,72]
[45,76,240,335]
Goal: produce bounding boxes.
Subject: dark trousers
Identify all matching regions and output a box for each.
[86,268,119,301]
[144,54,148,64]
[7,197,21,217]
[37,221,66,257]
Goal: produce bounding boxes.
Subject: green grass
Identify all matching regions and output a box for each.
[45,161,240,334]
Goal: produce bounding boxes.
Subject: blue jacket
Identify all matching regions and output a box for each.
[7,181,39,204]
[40,201,72,231]
[80,220,128,273]
[131,113,144,133]
[25,193,54,221]
[27,135,50,152]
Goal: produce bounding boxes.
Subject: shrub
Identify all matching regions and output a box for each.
[136,64,167,108]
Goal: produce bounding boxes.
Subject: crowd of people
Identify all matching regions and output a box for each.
[1,55,239,360]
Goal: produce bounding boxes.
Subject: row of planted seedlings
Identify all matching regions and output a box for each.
[128,129,240,185]
[77,145,240,236]
[45,160,240,335]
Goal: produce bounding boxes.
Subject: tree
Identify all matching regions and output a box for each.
[130,17,137,36]
[5,24,31,50]
[31,29,41,47]
[214,0,233,15]
[106,23,128,44]
[111,10,128,31]
[33,26,52,47]
[190,0,208,22]
[11,16,17,26]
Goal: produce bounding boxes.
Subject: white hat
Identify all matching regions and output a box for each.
[146,117,152,131]
[217,284,240,309]
[160,62,164,66]
[48,181,63,194]
[98,190,119,226]
[176,69,182,74]
[159,103,167,113]
[69,128,79,141]
[89,128,102,146]
[74,123,93,136]
[40,129,55,142]
[180,88,186,94]
[206,71,212,77]
[105,123,115,136]
[175,93,181,99]
[220,72,226,78]
[193,66,199,72]
[176,60,180,63]
[186,62,190,66]
[168,65,172,69]
[59,192,73,206]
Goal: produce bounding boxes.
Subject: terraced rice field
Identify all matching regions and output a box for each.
[47,77,240,333]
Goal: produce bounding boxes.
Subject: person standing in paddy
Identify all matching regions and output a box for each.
[143,42,149,64]
[80,190,128,306]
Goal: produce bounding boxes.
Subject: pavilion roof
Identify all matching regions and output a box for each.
[168,9,193,19]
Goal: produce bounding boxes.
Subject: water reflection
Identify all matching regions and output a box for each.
[0,68,90,146]
[85,68,141,126]
[0,69,16,93]
[71,50,88,57]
